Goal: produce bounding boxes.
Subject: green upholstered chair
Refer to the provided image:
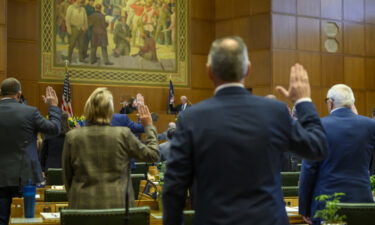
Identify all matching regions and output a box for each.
[44,189,68,202]
[281,172,300,186]
[131,174,146,200]
[61,206,150,225]
[183,210,195,225]
[45,168,64,185]
[133,162,148,175]
[337,202,375,225]
[281,186,299,197]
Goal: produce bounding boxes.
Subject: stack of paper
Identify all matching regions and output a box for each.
[40,213,60,220]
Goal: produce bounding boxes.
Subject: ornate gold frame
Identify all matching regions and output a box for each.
[40,0,190,87]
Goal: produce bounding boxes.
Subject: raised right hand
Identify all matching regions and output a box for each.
[42,86,59,107]
[138,104,153,127]
[276,63,311,104]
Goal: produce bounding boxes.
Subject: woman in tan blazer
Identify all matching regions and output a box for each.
[62,88,159,209]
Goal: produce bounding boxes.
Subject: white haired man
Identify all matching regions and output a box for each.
[169,96,191,114]
[299,84,375,225]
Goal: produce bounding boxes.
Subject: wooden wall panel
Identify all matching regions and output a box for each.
[7,0,37,40]
[353,90,366,115]
[215,20,233,38]
[191,19,215,55]
[215,0,233,20]
[298,52,321,86]
[191,54,213,89]
[0,0,6,80]
[344,22,365,56]
[272,14,296,49]
[233,0,251,17]
[297,17,320,51]
[272,50,297,86]
[365,58,375,89]
[322,54,344,87]
[7,41,38,80]
[344,57,365,89]
[272,0,296,14]
[191,0,214,20]
[248,50,271,86]
[249,14,271,51]
[297,0,320,17]
[366,91,375,116]
[250,0,270,15]
[321,0,342,20]
[344,0,365,22]
[366,0,375,24]
[365,24,375,56]
[0,0,5,24]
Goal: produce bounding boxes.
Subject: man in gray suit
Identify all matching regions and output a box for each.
[0,78,61,225]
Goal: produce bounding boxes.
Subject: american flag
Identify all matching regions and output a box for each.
[62,70,73,117]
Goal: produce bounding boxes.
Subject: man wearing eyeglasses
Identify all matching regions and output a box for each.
[299,84,375,225]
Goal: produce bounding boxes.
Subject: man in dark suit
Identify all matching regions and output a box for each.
[299,84,375,225]
[111,113,144,134]
[169,95,191,114]
[162,36,328,225]
[0,78,61,225]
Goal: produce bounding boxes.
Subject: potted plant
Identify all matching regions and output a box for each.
[314,193,346,225]
[370,175,375,196]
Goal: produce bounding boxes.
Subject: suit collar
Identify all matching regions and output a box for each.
[0,98,18,104]
[215,86,250,97]
[330,107,354,117]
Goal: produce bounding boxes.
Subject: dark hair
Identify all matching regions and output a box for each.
[1,78,21,96]
[372,108,375,117]
[167,128,175,140]
[61,113,71,134]
[208,36,249,82]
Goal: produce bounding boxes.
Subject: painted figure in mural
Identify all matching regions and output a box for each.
[113,14,132,57]
[133,30,158,62]
[102,0,112,16]
[110,0,123,32]
[56,0,70,44]
[130,0,145,46]
[65,0,88,63]
[83,0,96,59]
[125,0,137,27]
[143,2,158,34]
[154,2,170,45]
[166,6,176,50]
[89,4,114,65]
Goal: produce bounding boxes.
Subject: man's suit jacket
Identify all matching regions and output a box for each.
[169,103,191,114]
[0,99,61,186]
[40,134,66,172]
[111,113,144,134]
[299,108,375,223]
[163,87,328,225]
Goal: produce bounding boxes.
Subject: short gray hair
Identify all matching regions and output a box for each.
[207,36,250,82]
[327,84,355,108]
[0,77,21,96]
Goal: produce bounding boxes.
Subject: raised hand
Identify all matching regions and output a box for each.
[136,93,145,107]
[276,63,311,103]
[42,86,59,106]
[138,104,153,127]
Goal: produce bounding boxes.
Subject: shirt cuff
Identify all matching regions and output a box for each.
[295,97,312,105]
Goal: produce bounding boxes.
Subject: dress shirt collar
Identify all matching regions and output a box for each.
[214,82,245,95]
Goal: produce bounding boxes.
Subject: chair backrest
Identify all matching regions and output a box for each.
[132,162,148,175]
[44,189,68,202]
[281,186,299,197]
[131,174,146,200]
[46,168,64,185]
[183,210,195,225]
[61,206,150,225]
[337,203,375,225]
[281,172,300,186]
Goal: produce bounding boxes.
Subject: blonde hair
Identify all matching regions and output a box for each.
[84,88,114,125]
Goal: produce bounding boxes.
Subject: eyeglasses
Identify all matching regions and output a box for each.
[325,98,334,103]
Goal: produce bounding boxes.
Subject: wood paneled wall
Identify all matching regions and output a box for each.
[0,0,6,81]
[271,0,375,117]
[6,0,215,119]
[214,0,375,117]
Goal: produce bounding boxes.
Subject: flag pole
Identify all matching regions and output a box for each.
[65,60,69,77]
